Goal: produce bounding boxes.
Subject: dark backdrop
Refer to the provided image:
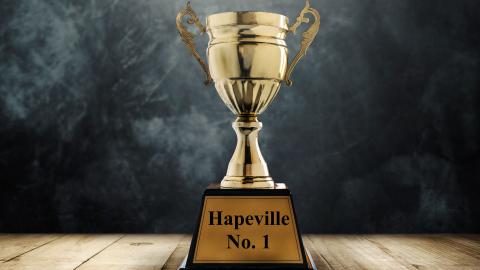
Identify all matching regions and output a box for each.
[1,0,479,233]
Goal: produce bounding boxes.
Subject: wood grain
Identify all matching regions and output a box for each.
[76,234,183,270]
[308,235,417,270]
[364,235,480,269]
[0,234,60,261]
[0,234,122,270]
[161,235,191,270]
[0,234,479,270]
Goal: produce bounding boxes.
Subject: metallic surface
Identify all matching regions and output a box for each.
[285,0,321,86]
[176,0,320,188]
[176,2,212,85]
[222,117,273,189]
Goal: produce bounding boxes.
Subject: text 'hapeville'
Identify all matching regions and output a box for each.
[208,211,290,229]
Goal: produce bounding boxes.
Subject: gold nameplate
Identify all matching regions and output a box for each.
[193,196,303,264]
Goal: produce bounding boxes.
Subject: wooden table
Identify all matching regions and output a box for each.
[0,234,479,269]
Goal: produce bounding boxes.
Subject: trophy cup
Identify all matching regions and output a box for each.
[176,1,320,269]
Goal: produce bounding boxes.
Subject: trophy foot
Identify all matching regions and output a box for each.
[220,176,274,189]
[222,117,274,189]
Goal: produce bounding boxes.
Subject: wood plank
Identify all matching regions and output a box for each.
[0,234,60,261]
[0,234,122,270]
[0,234,478,269]
[309,235,417,270]
[303,235,333,270]
[443,234,480,260]
[365,235,480,270]
[161,235,191,270]
[76,234,184,270]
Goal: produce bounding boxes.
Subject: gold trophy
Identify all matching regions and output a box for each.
[176,1,320,269]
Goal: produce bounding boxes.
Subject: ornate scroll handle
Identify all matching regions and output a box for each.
[176,2,212,85]
[285,0,320,86]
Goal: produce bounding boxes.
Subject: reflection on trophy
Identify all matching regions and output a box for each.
[176,1,320,269]
[177,0,320,189]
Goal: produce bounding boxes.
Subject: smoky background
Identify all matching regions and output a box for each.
[0,0,479,233]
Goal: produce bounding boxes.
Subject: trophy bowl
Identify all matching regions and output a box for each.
[207,11,288,116]
[177,1,320,188]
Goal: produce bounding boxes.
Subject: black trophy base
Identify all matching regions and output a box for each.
[179,184,315,270]
[178,248,317,270]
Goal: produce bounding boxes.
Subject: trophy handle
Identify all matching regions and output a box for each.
[176,2,212,85]
[285,0,320,86]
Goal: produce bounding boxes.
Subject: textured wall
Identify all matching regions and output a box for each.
[0,0,479,233]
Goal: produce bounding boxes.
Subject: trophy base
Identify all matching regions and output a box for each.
[179,184,314,270]
[178,248,317,270]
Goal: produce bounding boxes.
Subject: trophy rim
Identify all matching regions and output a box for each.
[206,11,289,31]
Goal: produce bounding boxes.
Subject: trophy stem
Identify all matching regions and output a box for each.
[220,116,274,189]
